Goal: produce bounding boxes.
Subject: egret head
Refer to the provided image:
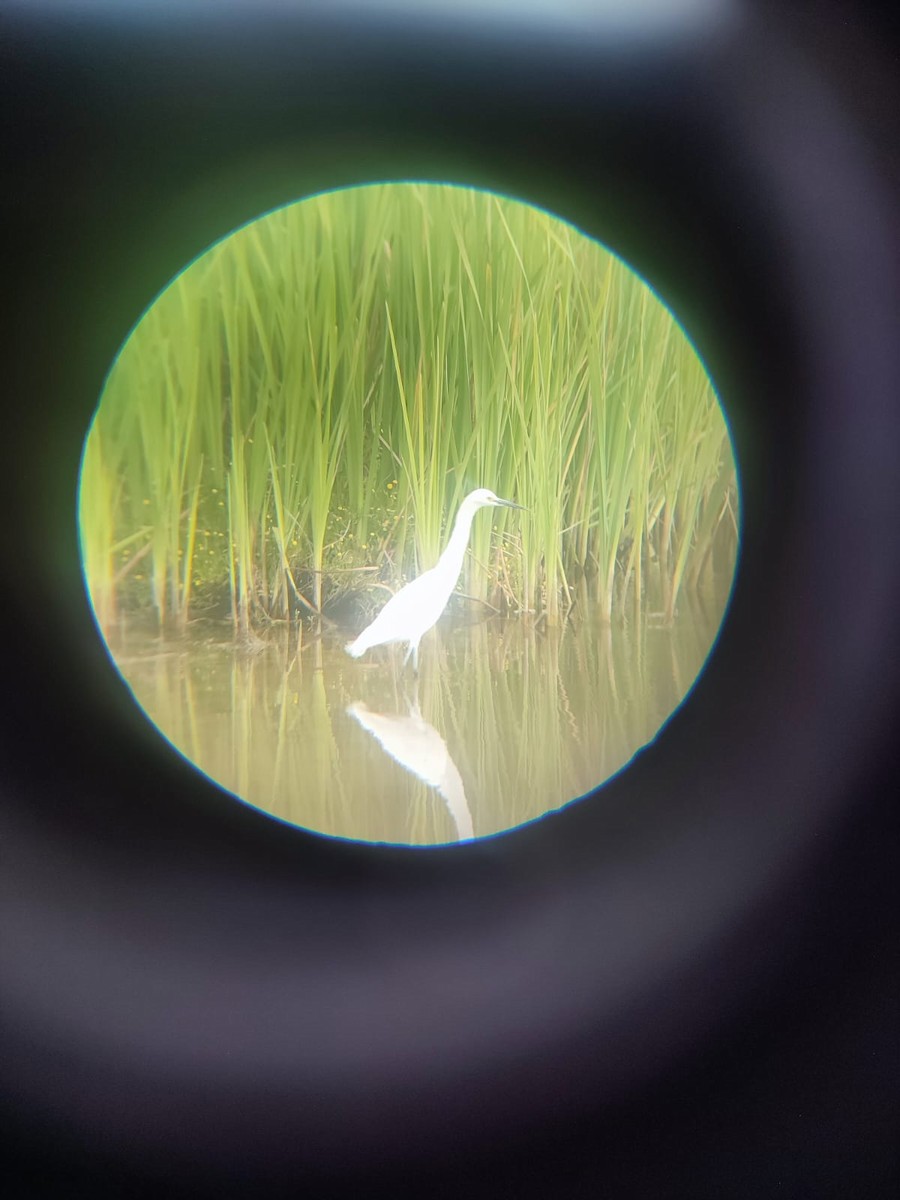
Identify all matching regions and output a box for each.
[465,488,525,510]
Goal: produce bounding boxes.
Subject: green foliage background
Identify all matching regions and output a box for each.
[79,183,738,633]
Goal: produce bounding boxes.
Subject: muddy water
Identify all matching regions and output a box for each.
[103,581,732,846]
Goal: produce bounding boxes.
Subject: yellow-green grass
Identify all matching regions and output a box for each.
[79,183,738,633]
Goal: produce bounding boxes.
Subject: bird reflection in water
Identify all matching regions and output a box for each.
[347,698,474,842]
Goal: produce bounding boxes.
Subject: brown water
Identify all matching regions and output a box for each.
[103,582,731,846]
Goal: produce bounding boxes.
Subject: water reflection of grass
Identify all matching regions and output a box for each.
[80,183,738,636]
[114,589,723,845]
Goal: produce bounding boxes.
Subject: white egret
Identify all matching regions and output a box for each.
[345,487,523,672]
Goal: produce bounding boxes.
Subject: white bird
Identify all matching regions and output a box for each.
[345,487,523,672]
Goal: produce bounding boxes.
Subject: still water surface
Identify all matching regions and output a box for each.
[106,585,730,846]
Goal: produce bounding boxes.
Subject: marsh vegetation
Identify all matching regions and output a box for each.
[79,184,738,642]
[78,184,738,841]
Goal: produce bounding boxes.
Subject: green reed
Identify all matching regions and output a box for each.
[79,183,738,634]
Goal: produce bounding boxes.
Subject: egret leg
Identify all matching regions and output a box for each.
[411,642,419,675]
[401,672,420,712]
